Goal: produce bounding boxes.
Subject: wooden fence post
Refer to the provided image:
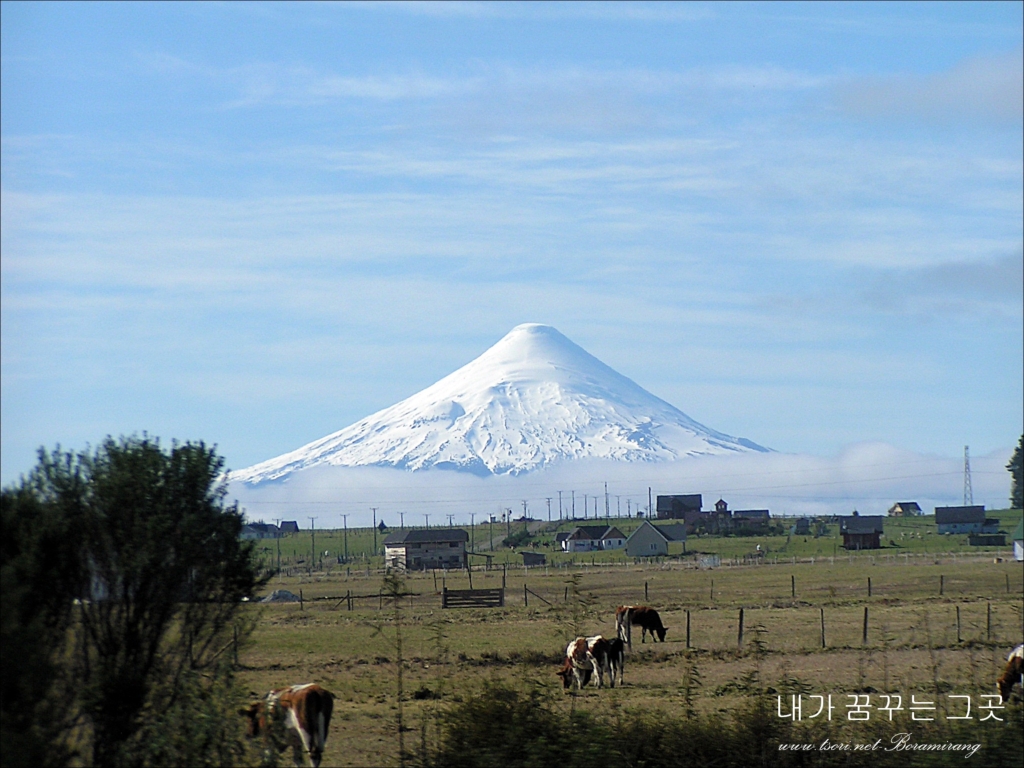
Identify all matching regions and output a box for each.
[686,610,691,649]
[956,606,962,643]
[738,608,744,649]
[862,606,868,645]
[347,589,352,611]
[564,586,568,602]
[645,581,649,601]
[300,589,304,611]
[524,584,528,607]
[868,577,872,597]
[710,579,714,602]
[820,608,826,648]
[791,575,795,598]
[940,575,944,595]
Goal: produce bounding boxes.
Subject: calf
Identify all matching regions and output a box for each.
[616,605,667,647]
[241,683,334,768]
[997,644,1024,703]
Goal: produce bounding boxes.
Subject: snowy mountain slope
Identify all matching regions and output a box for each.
[231,323,768,483]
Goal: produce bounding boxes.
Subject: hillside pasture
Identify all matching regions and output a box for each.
[236,550,1023,766]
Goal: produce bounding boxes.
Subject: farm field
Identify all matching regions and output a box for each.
[237,549,1024,767]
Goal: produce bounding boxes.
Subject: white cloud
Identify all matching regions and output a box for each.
[227,442,1016,528]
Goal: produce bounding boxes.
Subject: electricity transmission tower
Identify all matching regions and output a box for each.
[963,445,973,505]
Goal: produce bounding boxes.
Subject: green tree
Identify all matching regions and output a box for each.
[1009,435,1023,510]
[0,436,267,767]
[1,480,87,766]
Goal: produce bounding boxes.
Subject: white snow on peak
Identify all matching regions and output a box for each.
[231,323,768,483]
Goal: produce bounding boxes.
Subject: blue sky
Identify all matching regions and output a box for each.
[2,1,1022,491]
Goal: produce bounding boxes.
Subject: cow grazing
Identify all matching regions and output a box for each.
[615,605,667,647]
[997,644,1024,702]
[560,636,614,690]
[241,683,334,768]
[556,654,591,689]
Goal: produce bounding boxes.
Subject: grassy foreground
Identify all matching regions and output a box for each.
[235,547,1024,767]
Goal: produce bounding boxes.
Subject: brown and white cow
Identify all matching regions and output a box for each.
[997,644,1024,702]
[241,683,334,768]
[615,605,667,648]
[559,636,614,690]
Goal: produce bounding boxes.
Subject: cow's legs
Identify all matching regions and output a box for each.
[589,655,604,688]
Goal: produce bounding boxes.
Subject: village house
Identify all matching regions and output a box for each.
[934,505,997,535]
[731,509,771,533]
[887,501,922,517]
[383,528,468,570]
[625,521,687,557]
[839,514,884,550]
[560,525,627,552]
[279,520,300,535]
[656,494,702,520]
[240,521,280,540]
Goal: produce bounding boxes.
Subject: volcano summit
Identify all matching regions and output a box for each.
[231,324,768,483]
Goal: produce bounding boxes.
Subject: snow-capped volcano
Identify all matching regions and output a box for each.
[231,323,768,483]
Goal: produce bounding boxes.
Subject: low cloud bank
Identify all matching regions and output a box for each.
[228,442,1014,529]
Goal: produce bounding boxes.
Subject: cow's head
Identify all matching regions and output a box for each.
[656,626,667,642]
[997,654,1023,702]
[556,657,592,689]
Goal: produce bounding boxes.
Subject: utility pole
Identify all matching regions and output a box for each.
[399,511,405,531]
[616,495,621,517]
[341,514,349,563]
[584,494,588,520]
[605,482,610,519]
[470,512,476,553]
[522,499,528,519]
[571,490,575,518]
[424,513,430,529]
[546,497,552,522]
[506,509,511,541]
[447,513,454,528]
[489,516,494,551]
[627,499,631,516]
[308,517,317,570]
[372,508,378,556]
[558,491,563,520]
[648,487,653,518]
[273,518,282,575]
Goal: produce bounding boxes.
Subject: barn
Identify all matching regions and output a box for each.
[839,515,884,550]
[383,528,469,570]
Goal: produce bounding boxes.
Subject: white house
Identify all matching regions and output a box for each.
[561,525,627,552]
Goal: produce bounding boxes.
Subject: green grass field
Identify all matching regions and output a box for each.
[249,509,1022,572]
[235,517,1024,767]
